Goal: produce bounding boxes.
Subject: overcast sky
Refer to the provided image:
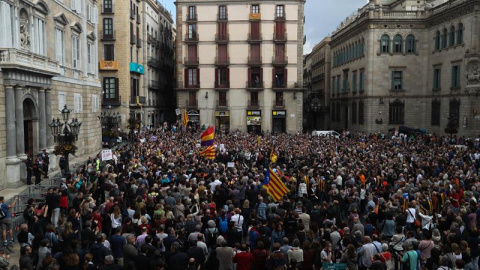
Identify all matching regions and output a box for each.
[158,0,367,54]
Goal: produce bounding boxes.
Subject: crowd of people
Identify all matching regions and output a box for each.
[1,124,480,270]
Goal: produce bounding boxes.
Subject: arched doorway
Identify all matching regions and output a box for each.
[23,99,36,156]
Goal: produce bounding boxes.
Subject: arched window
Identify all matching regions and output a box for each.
[406,35,416,53]
[441,28,448,49]
[380,34,390,53]
[449,26,455,46]
[435,31,440,50]
[457,23,463,44]
[394,34,403,53]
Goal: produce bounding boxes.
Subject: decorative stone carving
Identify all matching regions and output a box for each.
[466,60,480,86]
[20,12,30,49]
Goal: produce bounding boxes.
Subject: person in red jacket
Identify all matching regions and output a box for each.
[233,244,254,270]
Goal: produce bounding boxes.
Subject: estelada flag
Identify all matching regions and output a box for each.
[200,146,215,160]
[182,109,189,127]
[263,168,289,202]
[201,126,215,146]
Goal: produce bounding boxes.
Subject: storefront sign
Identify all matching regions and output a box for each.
[129,62,145,74]
[247,110,261,116]
[215,111,230,117]
[272,110,286,117]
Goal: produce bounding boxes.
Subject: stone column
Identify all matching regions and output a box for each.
[38,89,46,150]
[15,85,26,160]
[45,89,53,149]
[5,85,18,162]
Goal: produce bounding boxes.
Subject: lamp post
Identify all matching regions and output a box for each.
[98,105,121,148]
[310,97,321,130]
[48,105,82,174]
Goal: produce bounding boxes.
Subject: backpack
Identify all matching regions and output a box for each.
[218,216,228,234]
[0,204,6,220]
[207,228,218,246]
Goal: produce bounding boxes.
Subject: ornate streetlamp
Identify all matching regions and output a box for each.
[98,105,121,148]
[48,105,82,174]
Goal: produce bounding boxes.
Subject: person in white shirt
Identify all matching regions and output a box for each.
[288,239,304,263]
[232,208,244,233]
[406,202,417,232]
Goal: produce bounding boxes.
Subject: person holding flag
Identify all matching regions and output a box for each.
[263,167,289,202]
[270,145,277,164]
[182,109,189,127]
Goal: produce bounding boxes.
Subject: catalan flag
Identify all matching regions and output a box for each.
[263,168,290,202]
[182,109,189,127]
[270,146,277,163]
[200,126,215,146]
[200,146,216,160]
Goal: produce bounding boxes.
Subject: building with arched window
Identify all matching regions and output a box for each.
[327,0,480,137]
[0,0,102,189]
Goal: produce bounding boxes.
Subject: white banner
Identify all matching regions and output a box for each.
[101,149,112,161]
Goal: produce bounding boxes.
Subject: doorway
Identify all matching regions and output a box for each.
[23,99,35,156]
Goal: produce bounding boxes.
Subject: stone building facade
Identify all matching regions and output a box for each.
[0,0,102,189]
[329,0,480,137]
[97,0,174,130]
[175,0,305,134]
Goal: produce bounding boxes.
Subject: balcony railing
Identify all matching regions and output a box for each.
[0,48,60,75]
[184,57,199,66]
[246,81,264,89]
[217,13,228,21]
[149,80,160,90]
[102,6,114,14]
[273,99,285,108]
[186,99,198,108]
[217,99,228,108]
[130,96,146,106]
[215,81,230,89]
[272,80,286,88]
[273,32,287,42]
[248,33,262,43]
[215,33,229,43]
[248,99,260,108]
[136,37,142,47]
[248,56,262,65]
[215,57,230,66]
[102,96,121,106]
[147,57,160,68]
[101,30,116,41]
[185,81,200,88]
[130,33,136,44]
[187,13,197,21]
[272,56,288,66]
[275,12,286,21]
[185,33,199,43]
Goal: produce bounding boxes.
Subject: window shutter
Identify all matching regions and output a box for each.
[259,68,263,83]
[215,68,218,85]
[56,29,61,62]
[58,93,65,111]
[391,71,394,90]
[227,68,230,83]
[197,69,200,87]
[115,78,119,98]
[71,0,76,10]
[93,5,98,24]
[184,68,188,87]
[77,0,82,14]
[72,36,76,68]
[284,68,287,86]
[248,68,251,84]
[451,67,454,87]
[272,68,275,85]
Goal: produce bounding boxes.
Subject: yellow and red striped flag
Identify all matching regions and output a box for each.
[182,109,189,126]
[263,168,289,202]
[199,146,216,160]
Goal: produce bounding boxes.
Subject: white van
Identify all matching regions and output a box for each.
[311,130,341,138]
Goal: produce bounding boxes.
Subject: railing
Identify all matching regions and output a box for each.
[184,57,199,66]
[136,37,142,47]
[187,13,197,21]
[248,33,262,42]
[130,96,146,105]
[380,11,423,18]
[185,33,199,42]
[148,57,160,68]
[272,80,286,88]
[248,99,260,108]
[246,81,264,89]
[273,32,287,42]
[274,99,285,108]
[149,80,160,90]
[0,48,60,75]
[215,56,230,66]
[215,81,230,89]
[248,56,262,65]
[272,56,288,66]
[103,6,114,14]
[101,30,116,40]
[217,13,228,21]
[217,99,228,108]
[103,95,122,106]
[215,33,229,43]
[275,13,286,21]
[186,99,198,108]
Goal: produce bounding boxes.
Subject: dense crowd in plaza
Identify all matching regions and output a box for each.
[1,124,480,270]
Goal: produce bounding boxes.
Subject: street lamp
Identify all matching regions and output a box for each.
[98,106,121,148]
[49,105,82,174]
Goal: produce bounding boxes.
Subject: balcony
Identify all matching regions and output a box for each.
[217,13,228,21]
[248,56,262,66]
[184,57,199,66]
[249,13,261,20]
[215,33,229,43]
[217,99,228,108]
[130,96,146,106]
[102,96,121,107]
[215,57,230,66]
[215,81,230,89]
[147,57,160,68]
[186,13,197,21]
[275,13,286,22]
[248,99,260,109]
[246,81,264,89]
[185,33,199,43]
[149,80,160,90]
[130,33,136,44]
[0,48,59,76]
[248,33,262,43]
[102,6,114,14]
[272,80,286,89]
[101,30,116,41]
[273,99,285,108]
[272,56,288,66]
[177,80,200,89]
[136,37,142,48]
[186,99,198,108]
[273,32,287,43]
[99,60,119,71]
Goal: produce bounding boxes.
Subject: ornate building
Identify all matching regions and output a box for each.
[175,0,305,134]
[0,0,102,189]
[329,0,480,137]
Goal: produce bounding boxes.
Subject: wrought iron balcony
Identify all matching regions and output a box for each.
[215,57,230,66]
